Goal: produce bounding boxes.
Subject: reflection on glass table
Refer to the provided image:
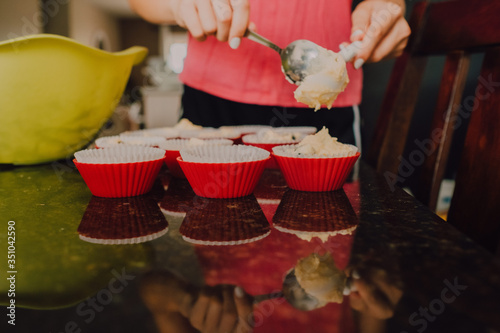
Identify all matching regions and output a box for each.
[2,164,500,333]
[78,196,168,245]
[179,195,271,246]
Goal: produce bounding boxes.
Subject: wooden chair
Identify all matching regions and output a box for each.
[366,0,500,254]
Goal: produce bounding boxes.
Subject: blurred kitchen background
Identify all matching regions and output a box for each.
[1,0,188,134]
[1,0,482,215]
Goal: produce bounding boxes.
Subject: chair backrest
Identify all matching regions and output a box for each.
[366,0,500,254]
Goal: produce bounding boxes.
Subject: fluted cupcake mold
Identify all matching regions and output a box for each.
[74,146,165,197]
[160,138,233,178]
[272,146,360,192]
[177,145,270,198]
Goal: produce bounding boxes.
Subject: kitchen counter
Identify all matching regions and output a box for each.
[1,161,499,332]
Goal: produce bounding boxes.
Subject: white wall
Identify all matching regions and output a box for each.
[0,0,122,51]
[69,0,121,51]
[0,0,42,41]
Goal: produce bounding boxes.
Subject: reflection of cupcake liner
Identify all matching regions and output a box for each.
[273,189,358,269]
[74,146,165,198]
[160,138,233,178]
[253,169,289,202]
[178,145,270,198]
[252,169,289,224]
[179,195,270,245]
[273,146,360,192]
[78,195,168,245]
[273,189,358,241]
[159,177,197,217]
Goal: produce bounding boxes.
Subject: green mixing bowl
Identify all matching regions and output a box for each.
[0,34,148,165]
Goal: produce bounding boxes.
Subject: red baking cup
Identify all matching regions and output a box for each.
[177,156,270,198]
[74,158,164,198]
[158,177,196,216]
[241,141,286,169]
[161,139,233,178]
[273,152,360,192]
[231,134,243,145]
[164,149,185,178]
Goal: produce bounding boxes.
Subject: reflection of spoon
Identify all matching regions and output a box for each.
[254,268,355,311]
[281,268,323,311]
[245,30,360,85]
[252,269,326,311]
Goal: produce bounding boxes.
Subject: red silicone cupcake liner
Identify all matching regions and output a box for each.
[164,149,185,178]
[273,152,360,192]
[177,156,270,198]
[74,158,164,198]
[242,142,284,169]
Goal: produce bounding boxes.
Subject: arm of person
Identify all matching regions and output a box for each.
[350,0,411,68]
[128,0,176,25]
[128,0,250,43]
[186,285,253,333]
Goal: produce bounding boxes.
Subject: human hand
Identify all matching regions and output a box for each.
[187,285,254,333]
[169,0,250,43]
[349,0,411,69]
[348,269,402,319]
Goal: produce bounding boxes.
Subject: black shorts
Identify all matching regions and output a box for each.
[180,85,355,145]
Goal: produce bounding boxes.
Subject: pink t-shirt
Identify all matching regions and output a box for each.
[180,0,362,108]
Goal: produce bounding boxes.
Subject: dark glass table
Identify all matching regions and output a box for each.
[1,161,499,333]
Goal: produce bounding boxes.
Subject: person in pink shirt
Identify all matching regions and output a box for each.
[129,0,410,146]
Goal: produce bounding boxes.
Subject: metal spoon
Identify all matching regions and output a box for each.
[245,30,361,85]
